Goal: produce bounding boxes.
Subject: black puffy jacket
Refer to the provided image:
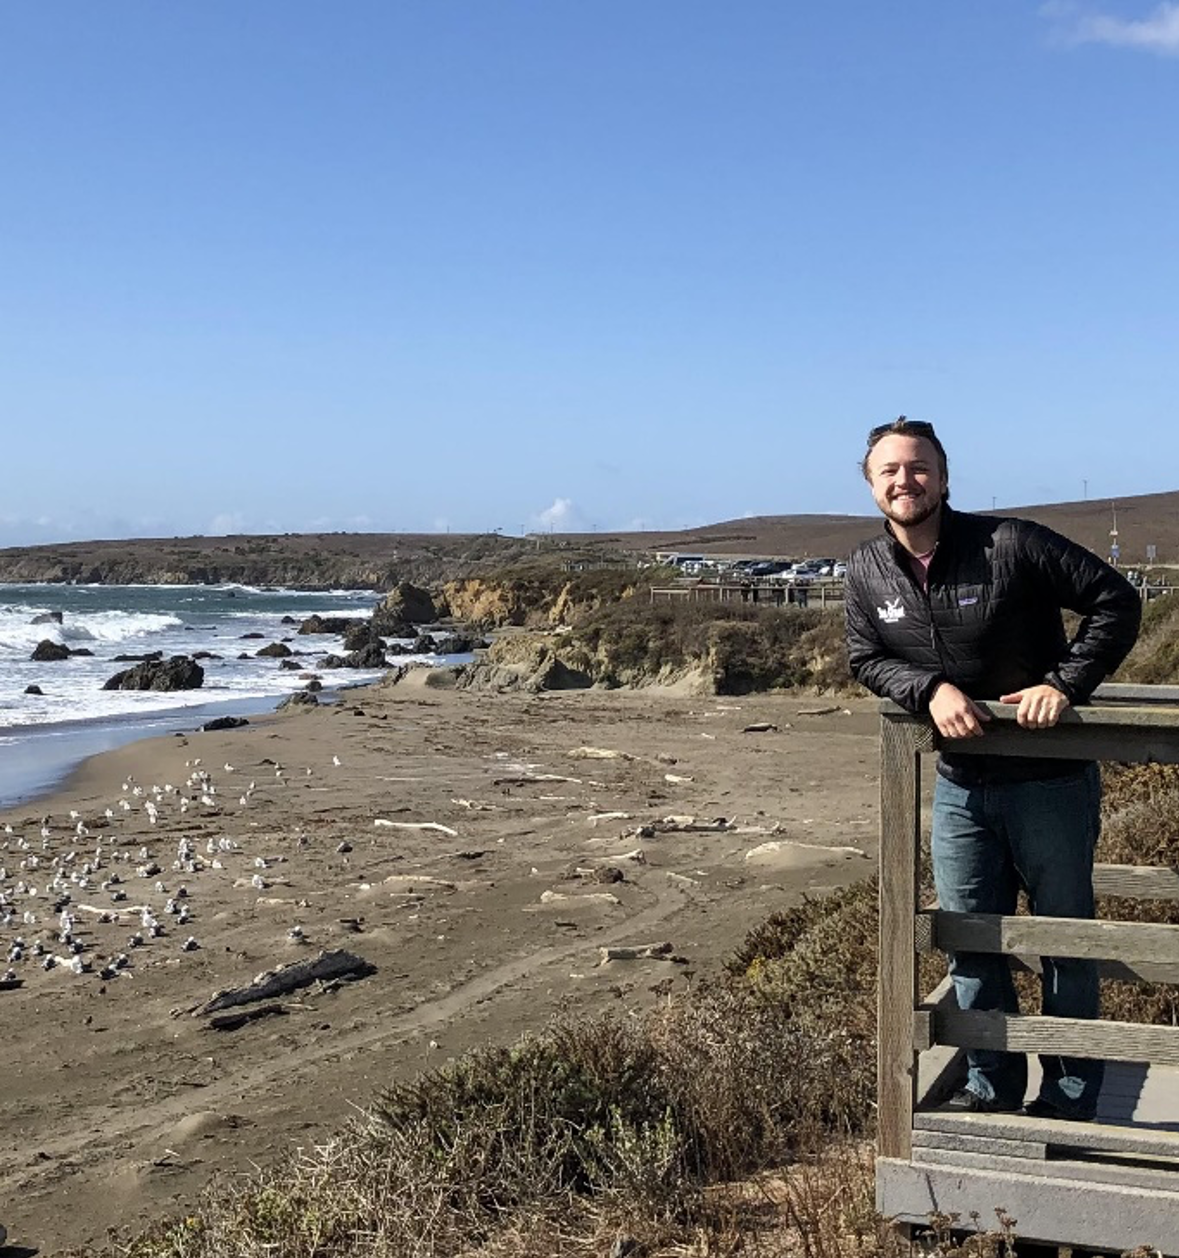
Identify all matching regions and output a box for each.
[845,506,1141,782]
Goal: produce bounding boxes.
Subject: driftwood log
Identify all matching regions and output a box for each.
[192,949,374,1016]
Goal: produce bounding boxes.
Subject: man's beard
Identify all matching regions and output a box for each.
[884,495,941,529]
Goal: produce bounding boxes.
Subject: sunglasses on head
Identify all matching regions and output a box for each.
[868,418,937,441]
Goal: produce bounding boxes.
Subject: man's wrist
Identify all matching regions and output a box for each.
[1042,673,1073,702]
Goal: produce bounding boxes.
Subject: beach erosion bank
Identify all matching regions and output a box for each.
[0,677,881,1254]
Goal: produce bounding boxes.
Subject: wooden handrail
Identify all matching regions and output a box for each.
[877,689,1179,1161]
[918,1009,1179,1067]
[920,909,1179,965]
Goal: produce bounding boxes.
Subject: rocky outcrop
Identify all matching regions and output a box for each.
[460,635,593,693]
[437,575,638,630]
[384,663,466,690]
[438,578,534,628]
[102,656,205,692]
[342,621,382,652]
[31,640,70,662]
[278,691,319,709]
[377,582,436,626]
[321,643,388,670]
[31,611,63,625]
[298,615,354,636]
[431,633,487,655]
[25,685,43,695]
[256,642,294,658]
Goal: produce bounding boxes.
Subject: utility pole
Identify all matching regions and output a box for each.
[1083,479,1088,501]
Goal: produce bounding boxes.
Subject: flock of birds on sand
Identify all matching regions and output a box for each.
[0,752,343,992]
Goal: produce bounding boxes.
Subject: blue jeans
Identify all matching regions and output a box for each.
[931,764,1103,1115]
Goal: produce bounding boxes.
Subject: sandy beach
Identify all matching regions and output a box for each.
[0,676,881,1254]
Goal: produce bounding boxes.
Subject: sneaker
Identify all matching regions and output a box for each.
[1021,1096,1095,1123]
[942,1088,1020,1114]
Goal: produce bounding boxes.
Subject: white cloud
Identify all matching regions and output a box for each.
[533,497,585,532]
[1045,1,1179,53]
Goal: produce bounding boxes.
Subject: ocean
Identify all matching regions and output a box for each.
[0,583,461,808]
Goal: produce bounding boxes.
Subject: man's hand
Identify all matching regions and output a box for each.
[999,684,1071,729]
[929,682,991,739]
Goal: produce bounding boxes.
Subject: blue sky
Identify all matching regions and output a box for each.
[2,1,1177,544]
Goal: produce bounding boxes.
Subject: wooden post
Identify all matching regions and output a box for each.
[879,713,927,1160]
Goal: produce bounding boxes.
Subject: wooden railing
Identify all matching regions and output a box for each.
[877,684,1179,1248]
[648,580,845,608]
[878,683,1179,1164]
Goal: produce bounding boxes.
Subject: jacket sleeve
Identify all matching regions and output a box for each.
[844,565,944,714]
[1023,524,1142,703]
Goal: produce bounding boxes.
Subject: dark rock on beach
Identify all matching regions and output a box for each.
[432,633,487,655]
[25,684,44,695]
[240,632,266,640]
[342,621,381,652]
[377,581,436,626]
[278,691,319,709]
[102,655,205,692]
[113,650,164,663]
[298,615,353,635]
[31,640,70,662]
[279,658,303,669]
[321,642,388,670]
[201,716,250,732]
[257,642,294,658]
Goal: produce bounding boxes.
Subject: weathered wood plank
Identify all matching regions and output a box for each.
[912,1128,1048,1159]
[1094,863,1179,902]
[879,699,1179,762]
[879,697,1179,728]
[1011,951,1179,986]
[946,723,1179,765]
[877,1156,1179,1251]
[911,1145,1179,1194]
[1094,683,1179,706]
[878,714,924,1161]
[915,1108,1179,1158]
[916,1042,967,1110]
[931,910,1179,965]
[930,1009,1179,1067]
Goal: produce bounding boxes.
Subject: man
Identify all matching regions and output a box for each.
[845,416,1141,1120]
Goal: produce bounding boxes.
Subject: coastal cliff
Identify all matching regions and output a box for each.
[0,533,544,589]
[462,603,851,695]
[438,568,641,628]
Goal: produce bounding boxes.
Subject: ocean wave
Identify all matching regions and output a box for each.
[0,609,182,654]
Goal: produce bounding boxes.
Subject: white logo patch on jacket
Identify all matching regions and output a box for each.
[877,597,905,624]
